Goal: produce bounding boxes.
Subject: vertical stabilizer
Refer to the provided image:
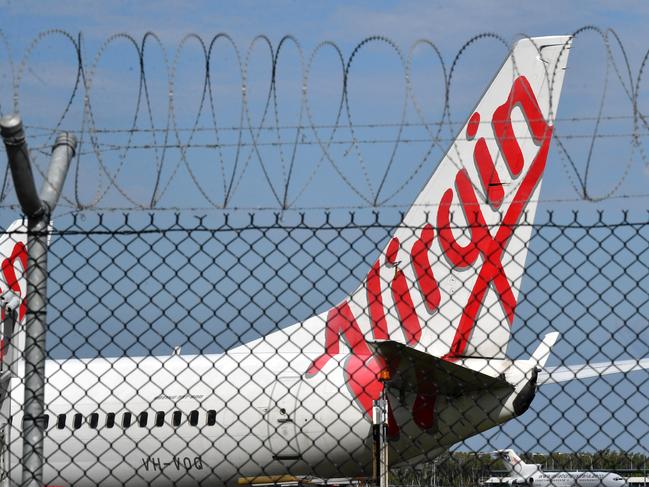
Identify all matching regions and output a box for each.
[0,220,28,378]
[495,449,540,479]
[318,36,572,360]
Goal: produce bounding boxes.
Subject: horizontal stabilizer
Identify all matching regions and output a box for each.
[531,332,559,367]
[367,340,513,396]
[539,358,649,384]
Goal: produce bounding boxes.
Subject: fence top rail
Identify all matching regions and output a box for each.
[3,209,649,234]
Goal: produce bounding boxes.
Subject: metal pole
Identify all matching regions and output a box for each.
[0,114,76,487]
[433,459,437,487]
[372,395,389,487]
[20,213,49,487]
[372,399,382,484]
[40,134,76,211]
[0,116,43,219]
[380,391,388,487]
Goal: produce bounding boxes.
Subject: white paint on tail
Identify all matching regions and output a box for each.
[323,36,572,361]
[495,449,541,479]
[0,219,28,375]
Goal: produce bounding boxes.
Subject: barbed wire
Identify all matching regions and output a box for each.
[1,27,649,210]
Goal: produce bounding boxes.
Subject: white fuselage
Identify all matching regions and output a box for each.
[6,350,367,486]
[1,338,529,486]
[530,471,625,487]
[493,450,626,487]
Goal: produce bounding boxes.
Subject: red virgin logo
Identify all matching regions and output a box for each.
[0,239,28,362]
[0,240,27,322]
[306,75,554,430]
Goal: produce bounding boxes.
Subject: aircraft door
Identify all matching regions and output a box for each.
[268,375,301,461]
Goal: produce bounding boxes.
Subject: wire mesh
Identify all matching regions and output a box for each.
[0,211,647,486]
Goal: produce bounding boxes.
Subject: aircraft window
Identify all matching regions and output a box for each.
[73,413,83,429]
[172,411,182,427]
[57,414,66,429]
[89,413,99,429]
[138,412,148,428]
[43,414,50,429]
[207,410,217,426]
[155,411,165,427]
[189,410,199,426]
[122,412,132,428]
[106,412,116,428]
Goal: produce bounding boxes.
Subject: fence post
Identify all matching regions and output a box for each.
[0,114,76,487]
[373,372,390,487]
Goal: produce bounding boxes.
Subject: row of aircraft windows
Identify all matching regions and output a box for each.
[44,410,219,430]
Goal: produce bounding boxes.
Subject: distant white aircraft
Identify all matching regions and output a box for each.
[0,35,648,486]
[488,449,626,487]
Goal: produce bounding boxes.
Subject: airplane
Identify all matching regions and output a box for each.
[485,449,626,487]
[0,34,648,486]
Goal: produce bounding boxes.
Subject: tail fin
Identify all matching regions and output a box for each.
[0,219,28,378]
[493,449,536,478]
[0,218,28,444]
[335,36,572,360]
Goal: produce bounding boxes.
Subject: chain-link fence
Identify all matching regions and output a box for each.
[0,211,648,486]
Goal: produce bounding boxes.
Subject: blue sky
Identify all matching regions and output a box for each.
[1,1,648,49]
[1,0,649,460]
[1,0,649,213]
